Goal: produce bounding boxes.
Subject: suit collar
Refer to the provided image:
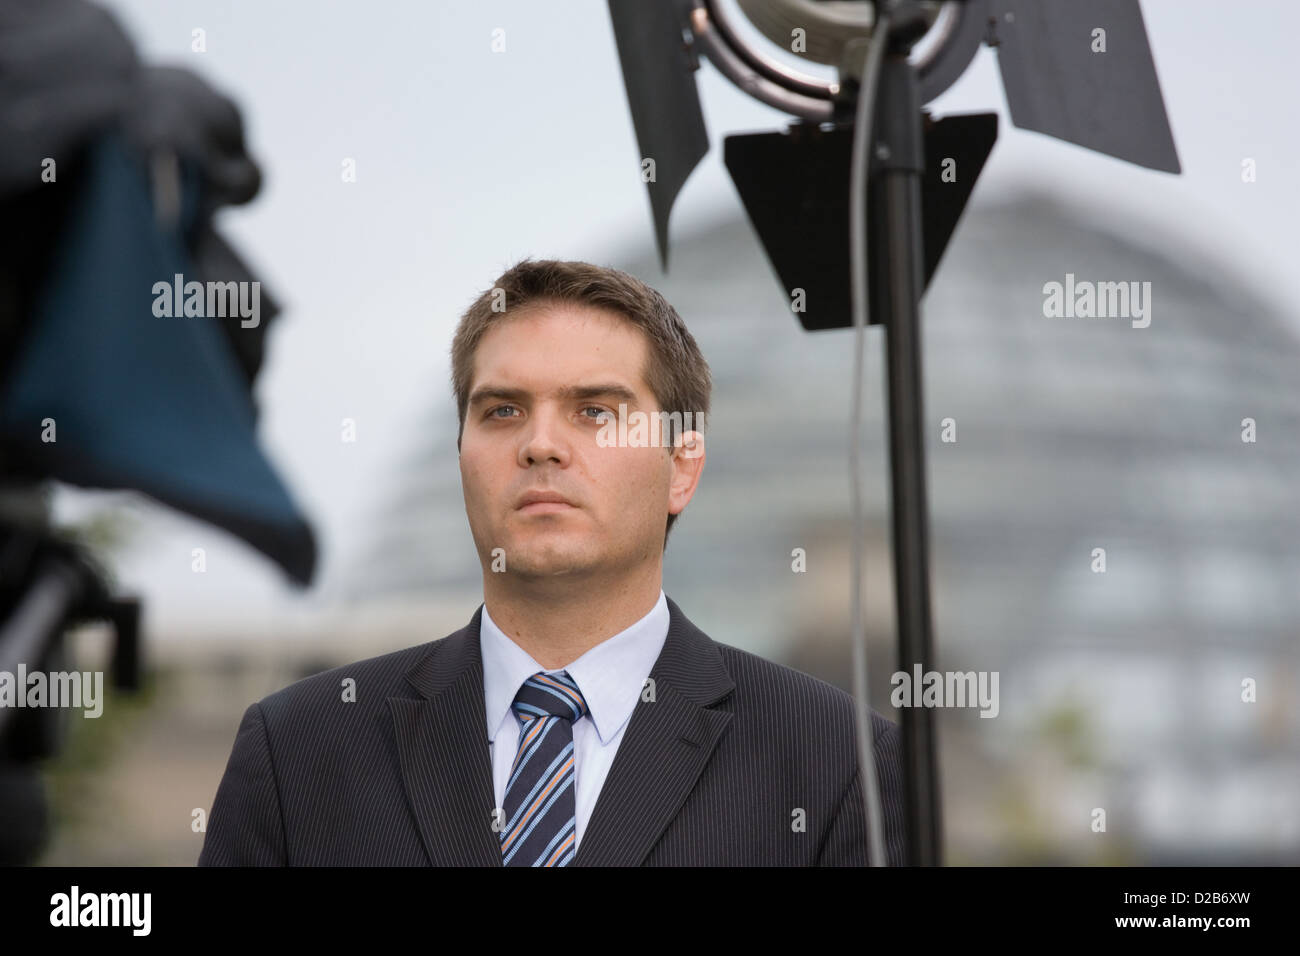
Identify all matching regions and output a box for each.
[403,603,484,702]
[391,595,735,866]
[645,594,736,707]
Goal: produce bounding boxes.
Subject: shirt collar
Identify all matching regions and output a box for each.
[480,589,670,746]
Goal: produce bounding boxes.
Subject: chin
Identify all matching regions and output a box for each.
[514,544,600,577]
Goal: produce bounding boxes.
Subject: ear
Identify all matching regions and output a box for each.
[667,430,705,517]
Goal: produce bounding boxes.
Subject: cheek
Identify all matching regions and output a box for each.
[602,448,668,502]
[460,456,496,509]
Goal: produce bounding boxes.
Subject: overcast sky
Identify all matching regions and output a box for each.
[73,0,1300,640]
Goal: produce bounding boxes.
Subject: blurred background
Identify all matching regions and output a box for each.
[2,0,1297,865]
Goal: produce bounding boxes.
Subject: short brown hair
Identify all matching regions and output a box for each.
[451,258,710,546]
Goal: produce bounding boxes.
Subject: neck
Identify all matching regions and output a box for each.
[483,567,662,670]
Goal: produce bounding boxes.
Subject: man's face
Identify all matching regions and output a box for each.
[458,302,703,583]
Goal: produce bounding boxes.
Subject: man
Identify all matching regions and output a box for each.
[199,258,907,866]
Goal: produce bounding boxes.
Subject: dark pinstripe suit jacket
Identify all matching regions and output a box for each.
[198,595,908,866]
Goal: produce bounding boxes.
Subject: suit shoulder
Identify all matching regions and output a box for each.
[256,639,438,722]
[711,640,897,741]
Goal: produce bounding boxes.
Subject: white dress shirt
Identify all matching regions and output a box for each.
[480,589,670,852]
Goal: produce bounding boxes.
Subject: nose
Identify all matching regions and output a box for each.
[517,403,571,468]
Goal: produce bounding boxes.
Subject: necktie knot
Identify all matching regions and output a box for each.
[511,670,588,724]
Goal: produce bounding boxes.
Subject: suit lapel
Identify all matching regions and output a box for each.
[390,605,503,866]
[572,596,735,866]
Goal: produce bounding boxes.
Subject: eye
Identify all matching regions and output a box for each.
[581,405,611,421]
[486,404,518,419]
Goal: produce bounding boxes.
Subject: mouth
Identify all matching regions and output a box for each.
[516,501,576,515]
[515,489,578,514]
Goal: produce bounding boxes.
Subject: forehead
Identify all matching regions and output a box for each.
[469,301,651,393]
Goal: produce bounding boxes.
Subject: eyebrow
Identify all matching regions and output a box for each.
[468,382,640,409]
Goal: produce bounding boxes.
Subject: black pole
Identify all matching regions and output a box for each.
[869,47,943,866]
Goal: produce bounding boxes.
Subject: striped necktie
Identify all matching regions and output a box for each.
[499,670,589,867]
